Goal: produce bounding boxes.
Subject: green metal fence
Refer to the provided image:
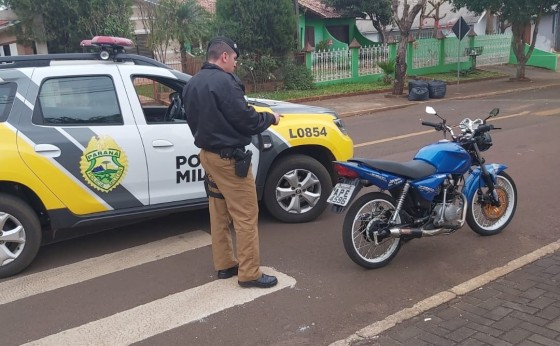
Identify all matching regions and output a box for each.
[306,33,518,86]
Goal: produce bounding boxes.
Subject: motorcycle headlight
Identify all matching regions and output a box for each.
[477,133,493,151]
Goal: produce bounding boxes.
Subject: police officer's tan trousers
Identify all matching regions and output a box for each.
[199,150,262,282]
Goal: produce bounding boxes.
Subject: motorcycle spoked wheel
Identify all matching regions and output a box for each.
[467,172,517,236]
[342,192,403,269]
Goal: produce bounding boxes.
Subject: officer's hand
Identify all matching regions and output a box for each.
[272,112,283,125]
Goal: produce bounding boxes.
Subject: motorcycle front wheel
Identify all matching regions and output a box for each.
[342,192,403,269]
[467,171,517,236]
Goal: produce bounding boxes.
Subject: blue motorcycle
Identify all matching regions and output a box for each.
[328,107,517,269]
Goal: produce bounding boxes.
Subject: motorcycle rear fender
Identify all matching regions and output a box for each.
[464,163,508,203]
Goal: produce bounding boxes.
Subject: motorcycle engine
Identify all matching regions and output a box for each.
[432,199,463,227]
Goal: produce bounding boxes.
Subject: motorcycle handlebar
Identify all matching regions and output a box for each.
[475,124,494,134]
[422,121,442,130]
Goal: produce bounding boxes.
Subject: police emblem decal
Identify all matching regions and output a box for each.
[80,135,128,193]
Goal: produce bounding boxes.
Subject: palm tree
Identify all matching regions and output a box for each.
[173,0,211,73]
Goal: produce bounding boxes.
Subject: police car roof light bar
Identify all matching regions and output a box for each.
[80,36,134,60]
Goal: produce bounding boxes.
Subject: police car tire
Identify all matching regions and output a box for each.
[0,194,42,278]
[263,155,331,223]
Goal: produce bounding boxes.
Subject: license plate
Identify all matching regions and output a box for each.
[327,183,356,207]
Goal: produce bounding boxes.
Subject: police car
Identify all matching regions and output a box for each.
[0,36,353,278]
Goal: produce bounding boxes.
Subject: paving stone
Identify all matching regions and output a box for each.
[416,331,452,346]
[510,310,550,326]
[502,301,540,314]
[528,296,557,310]
[538,305,560,321]
[386,325,423,342]
[469,287,501,300]
[446,326,477,342]
[491,316,524,332]
[471,332,513,346]
[499,327,532,344]
[457,338,487,346]
[486,306,514,321]
[465,321,504,337]
[521,287,547,300]
[519,321,560,340]
[528,334,560,346]
[546,317,560,333]
[438,317,469,331]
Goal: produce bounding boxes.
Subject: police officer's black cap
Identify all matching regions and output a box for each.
[207,36,240,56]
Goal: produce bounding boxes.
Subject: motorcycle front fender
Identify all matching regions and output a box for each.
[464,163,508,203]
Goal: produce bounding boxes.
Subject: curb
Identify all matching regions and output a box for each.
[329,240,560,346]
[336,82,560,118]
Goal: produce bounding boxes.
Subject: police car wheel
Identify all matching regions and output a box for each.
[0,193,42,279]
[263,155,331,223]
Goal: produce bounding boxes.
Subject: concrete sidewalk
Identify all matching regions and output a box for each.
[320,64,560,346]
[302,64,560,118]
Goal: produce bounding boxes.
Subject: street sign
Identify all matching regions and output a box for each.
[452,16,470,41]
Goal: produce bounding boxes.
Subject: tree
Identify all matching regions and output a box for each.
[138,0,210,64]
[449,0,560,80]
[77,0,133,39]
[324,0,393,44]
[215,0,296,57]
[173,0,212,72]
[391,0,428,95]
[420,0,449,37]
[0,0,133,53]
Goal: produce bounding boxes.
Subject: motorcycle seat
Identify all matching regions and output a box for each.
[349,158,437,180]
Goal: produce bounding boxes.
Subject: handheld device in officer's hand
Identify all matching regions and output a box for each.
[233,149,252,177]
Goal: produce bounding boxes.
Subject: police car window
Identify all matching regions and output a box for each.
[0,82,16,122]
[35,76,123,126]
[132,76,186,124]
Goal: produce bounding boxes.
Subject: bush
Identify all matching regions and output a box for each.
[282,63,315,90]
[315,39,331,52]
[377,59,395,85]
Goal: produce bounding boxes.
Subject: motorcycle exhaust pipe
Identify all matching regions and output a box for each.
[390,227,450,237]
[390,228,423,238]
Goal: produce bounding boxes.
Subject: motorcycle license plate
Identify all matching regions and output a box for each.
[327,183,356,207]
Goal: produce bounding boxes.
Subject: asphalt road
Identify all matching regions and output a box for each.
[1,87,559,346]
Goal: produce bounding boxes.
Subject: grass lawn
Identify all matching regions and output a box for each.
[247,69,507,101]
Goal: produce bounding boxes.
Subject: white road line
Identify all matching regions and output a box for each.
[0,231,211,305]
[22,267,296,346]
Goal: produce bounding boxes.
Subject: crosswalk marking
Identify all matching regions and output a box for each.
[22,267,296,346]
[0,231,212,305]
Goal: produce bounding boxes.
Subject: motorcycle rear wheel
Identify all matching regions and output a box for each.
[467,172,517,236]
[342,192,403,269]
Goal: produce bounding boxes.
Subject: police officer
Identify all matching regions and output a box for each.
[182,37,281,288]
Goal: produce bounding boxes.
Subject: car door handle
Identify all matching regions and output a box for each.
[152,140,174,148]
[34,144,61,157]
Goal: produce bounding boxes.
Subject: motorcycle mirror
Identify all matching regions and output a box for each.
[489,108,499,117]
[425,106,437,115]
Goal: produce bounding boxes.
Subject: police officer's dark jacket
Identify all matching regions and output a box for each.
[183,62,275,151]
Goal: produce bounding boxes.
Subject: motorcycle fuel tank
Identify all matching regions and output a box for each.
[414,140,471,174]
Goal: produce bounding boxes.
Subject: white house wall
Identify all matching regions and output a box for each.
[535,15,555,52]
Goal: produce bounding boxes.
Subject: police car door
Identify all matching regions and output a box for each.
[17,65,150,215]
[117,65,206,204]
